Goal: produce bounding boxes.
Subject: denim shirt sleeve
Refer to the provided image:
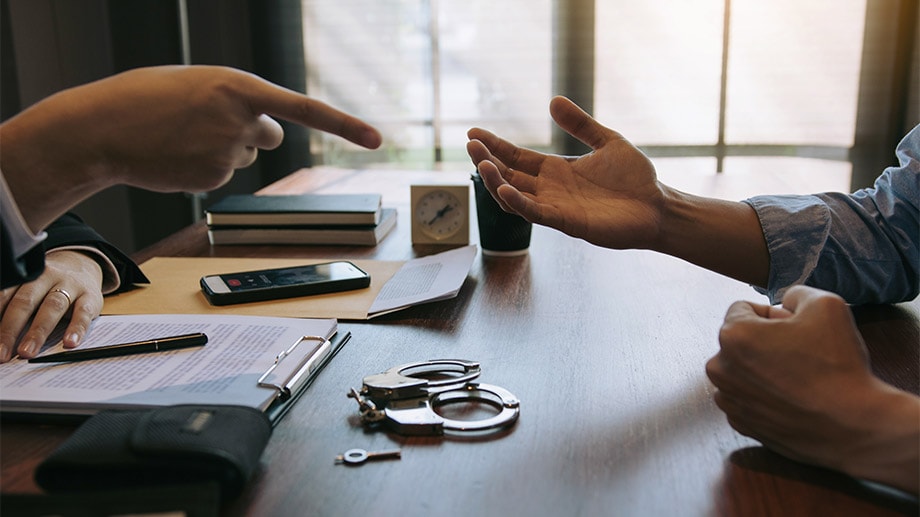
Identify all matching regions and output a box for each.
[743,125,920,305]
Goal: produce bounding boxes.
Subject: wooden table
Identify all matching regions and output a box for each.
[2,167,918,516]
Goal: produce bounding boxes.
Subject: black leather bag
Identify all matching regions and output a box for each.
[35,405,271,500]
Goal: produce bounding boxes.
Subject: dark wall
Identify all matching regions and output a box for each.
[852,0,920,189]
[107,0,199,252]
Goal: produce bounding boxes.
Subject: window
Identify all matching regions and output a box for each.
[301,0,887,194]
[595,1,725,146]
[723,0,865,146]
[302,0,553,168]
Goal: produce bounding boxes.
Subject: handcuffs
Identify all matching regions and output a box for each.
[347,359,520,436]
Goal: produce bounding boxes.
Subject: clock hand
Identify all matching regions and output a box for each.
[427,204,455,225]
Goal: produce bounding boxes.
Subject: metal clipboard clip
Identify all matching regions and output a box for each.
[347,359,520,436]
[258,335,331,401]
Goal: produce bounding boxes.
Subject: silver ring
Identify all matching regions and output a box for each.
[50,288,72,306]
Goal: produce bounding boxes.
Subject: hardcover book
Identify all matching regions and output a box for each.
[208,208,397,246]
[205,193,382,226]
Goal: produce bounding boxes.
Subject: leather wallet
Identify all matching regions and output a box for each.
[35,405,271,500]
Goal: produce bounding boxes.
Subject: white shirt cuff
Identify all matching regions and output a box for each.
[0,169,47,258]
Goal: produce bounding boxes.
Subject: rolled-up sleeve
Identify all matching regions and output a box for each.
[744,126,920,305]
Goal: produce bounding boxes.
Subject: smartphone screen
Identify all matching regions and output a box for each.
[200,261,370,305]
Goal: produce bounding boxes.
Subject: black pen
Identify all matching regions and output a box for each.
[28,332,208,363]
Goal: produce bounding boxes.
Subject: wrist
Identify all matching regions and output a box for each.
[840,382,919,494]
[651,185,697,255]
[651,186,769,286]
[47,246,119,294]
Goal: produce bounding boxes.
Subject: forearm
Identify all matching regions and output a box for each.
[653,186,770,288]
[0,89,112,233]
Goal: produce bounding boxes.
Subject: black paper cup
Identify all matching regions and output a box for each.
[472,173,532,256]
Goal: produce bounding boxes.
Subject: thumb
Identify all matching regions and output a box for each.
[549,96,623,152]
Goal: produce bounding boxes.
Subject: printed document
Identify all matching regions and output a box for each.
[367,245,476,317]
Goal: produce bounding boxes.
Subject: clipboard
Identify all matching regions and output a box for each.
[1,335,348,428]
[262,330,350,426]
[0,314,346,426]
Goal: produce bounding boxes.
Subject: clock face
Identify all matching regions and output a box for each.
[416,189,464,239]
[411,185,470,245]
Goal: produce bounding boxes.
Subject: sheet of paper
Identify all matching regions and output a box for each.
[102,246,477,320]
[0,314,337,415]
[367,245,478,318]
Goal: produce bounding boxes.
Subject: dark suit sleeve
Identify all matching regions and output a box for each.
[1,217,45,289]
[41,213,149,293]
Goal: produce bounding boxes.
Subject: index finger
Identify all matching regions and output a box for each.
[466,127,548,173]
[0,286,15,314]
[780,285,839,314]
[724,300,794,324]
[723,300,772,322]
[245,76,382,150]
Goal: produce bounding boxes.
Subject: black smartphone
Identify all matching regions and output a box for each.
[200,261,371,306]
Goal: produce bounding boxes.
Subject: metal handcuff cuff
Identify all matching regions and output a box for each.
[347,359,520,436]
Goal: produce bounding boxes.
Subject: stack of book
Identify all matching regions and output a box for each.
[206,193,397,246]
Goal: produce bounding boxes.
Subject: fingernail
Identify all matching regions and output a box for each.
[0,344,10,362]
[19,339,39,358]
[66,333,81,348]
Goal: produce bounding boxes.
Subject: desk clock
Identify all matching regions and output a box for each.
[410,185,470,245]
